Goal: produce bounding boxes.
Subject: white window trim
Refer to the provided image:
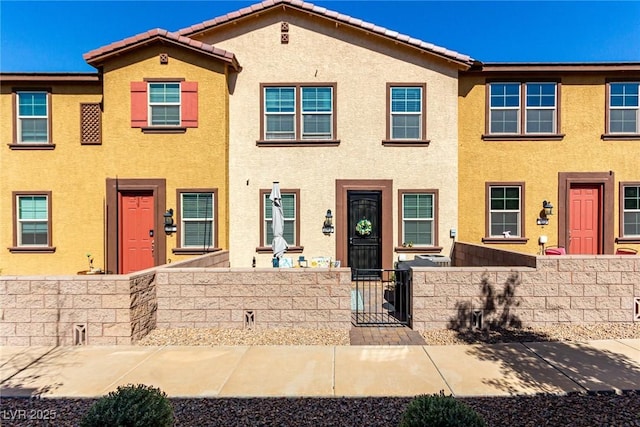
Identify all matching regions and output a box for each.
[301,87,333,140]
[401,192,434,246]
[148,82,181,127]
[264,86,296,140]
[609,82,640,134]
[525,83,557,134]
[489,185,522,238]
[623,185,640,237]
[17,194,49,247]
[390,87,423,140]
[17,91,49,143]
[180,192,214,248]
[263,192,297,246]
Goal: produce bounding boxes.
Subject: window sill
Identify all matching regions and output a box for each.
[8,143,55,150]
[256,140,340,147]
[481,134,565,141]
[8,246,56,253]
[81,141,102,145]
[140,127,187,134]
[601,134,640,141]
[382,139,430,147]
[615,237,640,244]
[256,246,304,253]
[481,237,529,244]
[172,247,222,255]
[395,246,443,253]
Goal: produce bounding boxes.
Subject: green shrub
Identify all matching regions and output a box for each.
[399,391,486,427]
[81,384,174,427]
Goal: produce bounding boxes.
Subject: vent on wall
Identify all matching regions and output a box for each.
[80,103,102,145]
[74,323,87,345]
[472,310,483,330]
[244,310,255,330]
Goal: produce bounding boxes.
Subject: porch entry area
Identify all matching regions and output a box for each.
[558,172,615,254]
[105,178,167,274]
[352,268,412,327]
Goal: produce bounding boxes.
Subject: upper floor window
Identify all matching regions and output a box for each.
[261,84,335,142]
[622,184,640,237]
[261,190,298,247]
[609,82,639,134]
[390,86,424,139]
[149,83,180,126]
[179,191,216,249]
[131,80,198,130]
[488,185,522,238]
[17,91,49,143]
[401,192,435,246]
[488,82,558,135]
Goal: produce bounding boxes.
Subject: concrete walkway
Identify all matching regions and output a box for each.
[2,340,639,399]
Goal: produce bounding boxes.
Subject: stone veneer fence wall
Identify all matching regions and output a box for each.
[2,244,639,345]
[411,242,640,330]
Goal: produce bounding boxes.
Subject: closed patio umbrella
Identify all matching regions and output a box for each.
[270,182,288,266]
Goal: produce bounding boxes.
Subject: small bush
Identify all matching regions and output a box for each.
[81,384,174,427]
[399,391,486,427]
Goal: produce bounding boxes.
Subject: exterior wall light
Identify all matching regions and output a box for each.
[322,209,334,235]
[537,200,554,226]
[164,208,177,235]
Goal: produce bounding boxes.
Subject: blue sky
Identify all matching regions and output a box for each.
[1,1,639,72]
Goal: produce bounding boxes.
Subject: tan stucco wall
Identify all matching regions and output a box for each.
[193,10,461,268]
[458,74,640,255]
[0,44,230,275]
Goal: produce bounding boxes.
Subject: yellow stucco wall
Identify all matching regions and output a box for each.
[0,44,230,275]
[458,73,640,254]
[192,9,463,268]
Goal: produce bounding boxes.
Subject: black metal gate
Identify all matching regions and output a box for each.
[352,269,411,326]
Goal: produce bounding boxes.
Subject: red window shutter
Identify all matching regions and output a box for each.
[181,81,198,128]
[130,82,147,127]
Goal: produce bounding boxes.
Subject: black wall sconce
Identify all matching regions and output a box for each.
[322,209,334,235]
[536,200,554,225]
[164,208,177,235]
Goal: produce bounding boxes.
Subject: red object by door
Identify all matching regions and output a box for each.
[119,192,155,274]
[569,185,601,254]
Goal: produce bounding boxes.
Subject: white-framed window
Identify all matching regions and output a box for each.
[489,82,557,134]
[401,192,434,246]
[489,185,521,237]
[16,194,50,246]
[149,83,180,126]
[262,85,334,141]
[301,87,332,139]
[265,87,295,139]
[17,91,49,143]
[623,185,640,237]
[609,82,639,134]
[390,86,423,140]
[180,192,214,248]
[263,191,297,246]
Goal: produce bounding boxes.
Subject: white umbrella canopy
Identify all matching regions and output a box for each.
[269,182,288,264]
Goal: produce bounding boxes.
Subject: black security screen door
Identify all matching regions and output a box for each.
[348,190,382,277]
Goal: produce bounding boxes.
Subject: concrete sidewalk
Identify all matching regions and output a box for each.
[2,339,639,399]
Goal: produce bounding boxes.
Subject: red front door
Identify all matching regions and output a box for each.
[569,185,601,254]
[119,192,155,273]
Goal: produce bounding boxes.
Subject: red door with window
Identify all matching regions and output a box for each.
[119,192,155,274]
[569,185,601,254]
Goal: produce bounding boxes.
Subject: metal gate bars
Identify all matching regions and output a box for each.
[352,269,411,326]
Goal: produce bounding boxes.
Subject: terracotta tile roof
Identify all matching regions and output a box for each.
[177,0,475,67]
[83,28,241,71]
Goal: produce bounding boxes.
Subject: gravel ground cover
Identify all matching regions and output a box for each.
[1,393,639,426]
[2,323,639,426]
